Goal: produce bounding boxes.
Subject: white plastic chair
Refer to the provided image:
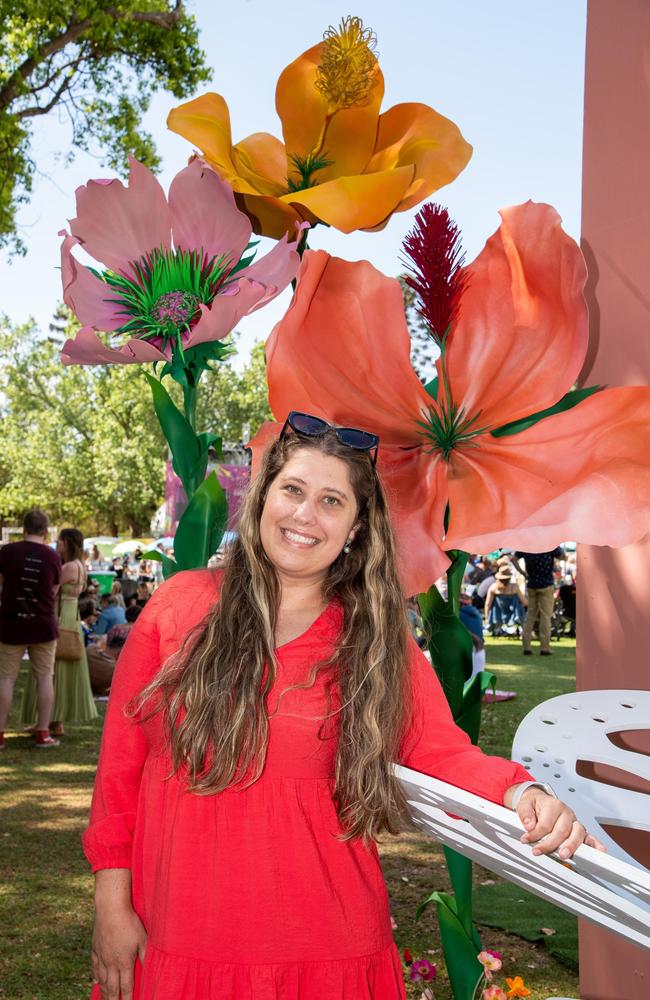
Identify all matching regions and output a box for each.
[511,688,650,910]
[394,765,650,956]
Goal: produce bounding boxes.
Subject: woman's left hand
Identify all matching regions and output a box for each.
[515,787,607,859]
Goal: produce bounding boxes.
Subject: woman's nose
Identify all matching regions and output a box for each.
[293,498,317,523]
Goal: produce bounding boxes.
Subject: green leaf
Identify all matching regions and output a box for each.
[424,375,438,400]
[186,339,236,368]
[491,385,602,438]
[143,548,179,579]
[444,846,474,936]
[144,372,208,497]
[173,471,228,570]
[456,670,497,744]
[418,583,473,721]
[417,890,483,1000]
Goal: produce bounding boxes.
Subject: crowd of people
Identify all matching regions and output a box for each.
[465,547,576,654]
[0,511,159,749]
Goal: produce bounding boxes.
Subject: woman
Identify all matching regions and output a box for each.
[110,582,126,609]
[484,564,527,636]
[21,528,98,736]
[90,544,106,570]
[134,581,151,608]
[86,415,602,1000]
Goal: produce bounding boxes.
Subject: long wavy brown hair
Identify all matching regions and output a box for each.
[133,430,413,841]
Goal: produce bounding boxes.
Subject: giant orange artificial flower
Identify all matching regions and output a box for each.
[167,16,472,239]
[249,201,650,596]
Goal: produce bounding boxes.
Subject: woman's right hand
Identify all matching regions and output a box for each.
[92,902,147,1000]
[92,870,146,1000]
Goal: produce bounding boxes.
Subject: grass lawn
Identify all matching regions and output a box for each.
[0,636,579,999]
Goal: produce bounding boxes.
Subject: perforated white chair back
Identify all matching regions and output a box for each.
[394,764,650,952]
[511,689,650,897]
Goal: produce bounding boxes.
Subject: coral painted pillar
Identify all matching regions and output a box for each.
[578,1,650,997]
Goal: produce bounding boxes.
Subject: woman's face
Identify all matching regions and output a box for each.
[260,448,360,586]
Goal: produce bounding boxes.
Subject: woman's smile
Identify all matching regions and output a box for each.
[280,528,320,548]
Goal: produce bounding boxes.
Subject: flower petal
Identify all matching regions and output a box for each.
[232,132,289,196]
[265,250,431,444]
[248,419,280,461]
[235,233,300,311]
[167,94,255,191]
[367,102,472,211]
[444,387,650,554]
[239,192,315,239]
[248,423,449,596]
[60,327,167,366]
[275,44,330,160]
[184,279,268,349]
[380,446,450,595]
[60,233,124,331]
[70,157,171,274]
[276,42,386,181]
[445,202,588,429]
[279,167,415,234]
[168,159,252,265]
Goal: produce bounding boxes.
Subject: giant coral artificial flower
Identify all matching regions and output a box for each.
[60,157,300,366]
[249,202,650,596]
[167,16,472,239]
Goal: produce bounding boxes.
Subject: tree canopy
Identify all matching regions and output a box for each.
[0,1,210,252]
[0,311,273,536]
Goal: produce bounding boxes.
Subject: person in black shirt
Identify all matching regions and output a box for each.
[513,548,563,656]
[0,510,62,747]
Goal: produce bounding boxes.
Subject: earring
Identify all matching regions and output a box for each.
[343,540,352,554]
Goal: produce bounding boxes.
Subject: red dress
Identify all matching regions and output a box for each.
[84,570,531,999]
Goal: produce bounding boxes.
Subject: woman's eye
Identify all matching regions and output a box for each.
[284,484,301,495]
[323,495,340,506]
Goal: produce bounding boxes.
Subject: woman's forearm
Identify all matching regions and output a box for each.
[94,868,133,910]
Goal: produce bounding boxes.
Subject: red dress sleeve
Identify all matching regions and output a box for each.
[399,638,533,805]
[82,584,165,872]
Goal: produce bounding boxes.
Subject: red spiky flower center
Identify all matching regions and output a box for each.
[401,202,468,346]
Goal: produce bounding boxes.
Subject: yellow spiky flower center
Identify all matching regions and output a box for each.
[315,15,379,112]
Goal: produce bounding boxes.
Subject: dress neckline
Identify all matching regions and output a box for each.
[275,598,343,652]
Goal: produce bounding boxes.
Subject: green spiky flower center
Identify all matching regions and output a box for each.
[93,247,232,353]
[417,401,489,461]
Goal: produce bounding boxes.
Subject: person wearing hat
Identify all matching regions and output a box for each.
[484,564,527,636]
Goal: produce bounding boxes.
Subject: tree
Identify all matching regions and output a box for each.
[399,275,439,385]
[0,310,167,535]
[195,338,274,447]
[0,1,210,252]
[0,311,273,535]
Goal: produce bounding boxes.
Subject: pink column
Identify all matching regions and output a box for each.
[579,1,650,996]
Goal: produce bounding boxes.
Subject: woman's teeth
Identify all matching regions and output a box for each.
[282,529,318,546]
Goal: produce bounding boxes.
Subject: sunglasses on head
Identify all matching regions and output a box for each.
[280,411,379,467]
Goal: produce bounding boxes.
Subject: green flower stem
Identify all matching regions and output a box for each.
[471,973,488,1000]
[447,549,469,616]
[418,546,486,1000]
[297,228,310,257]
[182,379,197,431]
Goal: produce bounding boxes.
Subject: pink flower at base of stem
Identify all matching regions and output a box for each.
[482,987,507,1000]
[409,958,437,982]
[478,949,503,975]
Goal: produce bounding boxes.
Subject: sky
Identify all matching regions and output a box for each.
[0,0,588,363]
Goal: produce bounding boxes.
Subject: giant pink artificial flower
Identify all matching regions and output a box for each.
[60,157,301,366]
[249,202,650,596]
